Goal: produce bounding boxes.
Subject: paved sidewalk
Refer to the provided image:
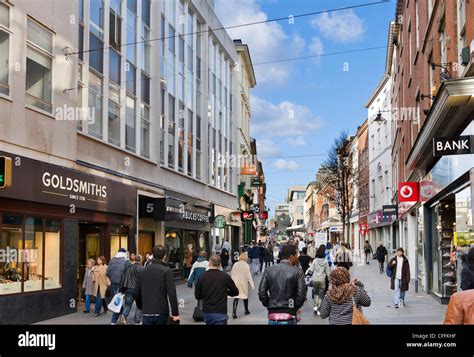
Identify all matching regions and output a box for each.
[37,259,446,325]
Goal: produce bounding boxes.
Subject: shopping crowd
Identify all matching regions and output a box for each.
[81,237,474,325]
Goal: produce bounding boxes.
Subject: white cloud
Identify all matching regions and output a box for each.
[250,95,323,138]
[215,0,305,86]
[256,138,281,157]
[309,36,324,56]
[287,136,306,146]
[311,10,365,43]
[273,159,300,171]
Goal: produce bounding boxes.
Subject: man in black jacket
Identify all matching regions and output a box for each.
[118,255,144,325]
[195,254,239,325]
[134,245,180,325]
[258,244,306,325]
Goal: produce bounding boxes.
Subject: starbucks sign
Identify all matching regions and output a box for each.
[213,215,226,228]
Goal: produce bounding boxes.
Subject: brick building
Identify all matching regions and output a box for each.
[391,0,474,302]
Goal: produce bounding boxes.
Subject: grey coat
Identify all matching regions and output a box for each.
[82,267,95,296]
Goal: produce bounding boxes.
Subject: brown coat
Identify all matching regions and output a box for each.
[389,255,410,292]
[183,250,193,268]
[444,290,474,325]
[92,264,110,298]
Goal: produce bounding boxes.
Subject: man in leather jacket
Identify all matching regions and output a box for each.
[118,255,144,324]
[258,244,307,325]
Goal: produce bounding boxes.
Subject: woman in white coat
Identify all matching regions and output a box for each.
[230,251,255,318]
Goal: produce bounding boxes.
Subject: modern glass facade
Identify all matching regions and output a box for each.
[78,0,235,194]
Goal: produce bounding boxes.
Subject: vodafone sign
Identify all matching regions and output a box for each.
[398,182,420,202]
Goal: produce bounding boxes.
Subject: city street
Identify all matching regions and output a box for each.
[37,257,446,325]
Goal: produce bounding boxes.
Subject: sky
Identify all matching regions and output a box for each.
[215,0,396,214]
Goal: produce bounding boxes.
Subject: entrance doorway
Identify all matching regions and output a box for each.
[77,223,105,298]
[138,231,154,260]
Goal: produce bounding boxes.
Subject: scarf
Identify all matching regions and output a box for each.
[328,267,356,304]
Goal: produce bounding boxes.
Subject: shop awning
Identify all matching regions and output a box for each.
[286,224,306,232]
[407,78,474,171]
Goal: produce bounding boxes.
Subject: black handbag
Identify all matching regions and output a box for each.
[192,300,204,322]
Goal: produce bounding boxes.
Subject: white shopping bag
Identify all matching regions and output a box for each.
[107,293,124,313]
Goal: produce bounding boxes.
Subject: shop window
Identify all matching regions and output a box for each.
[0,215,61,295]
[165,230,181,270]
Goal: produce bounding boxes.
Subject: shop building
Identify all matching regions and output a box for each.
[0,0,246,322]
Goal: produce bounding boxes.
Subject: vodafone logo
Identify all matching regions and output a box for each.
[398,182,419,202]
[400,185,413,199]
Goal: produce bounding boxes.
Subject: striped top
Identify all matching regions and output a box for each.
[319,285,371,325]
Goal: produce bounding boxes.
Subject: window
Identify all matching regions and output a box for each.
[88,70,103,138]
[160,89,165,164]
[168,95,176,168]
[0,215,61,295]
[89,32,104,73]
[141,71,150,104]
[168,25,175,53]
[140,103,150,158]
[109,4,122,51]
[196,116,201,179]
[187,109,193,176]
[126,95,136,151]
[178,102,185,172]
[90,0,104,37]
[126,61,136,94]
[415,0,420,49]
[109,48,121,84]
[26,19,53,113]
[141,26,150,73]
[297,219,304,225]
[126,7,136,64]
[142,0,150,26]
[0,3,10,96]
[108,84,121,146]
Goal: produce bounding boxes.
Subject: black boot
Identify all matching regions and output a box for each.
[232,299,238,319]
[244,299,250,315]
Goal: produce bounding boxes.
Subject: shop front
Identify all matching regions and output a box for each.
[368,210,396,250]
[0,151,136,323]
[157,190,213,279]
[212,205,241,256]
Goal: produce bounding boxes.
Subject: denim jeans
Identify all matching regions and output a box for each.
[84,294,92,312]
[121,288,134,319]
[142,314,169,325]
[134,307,142,324]
[94,290,107,315]
[268,319,297,325]
[110,284,121,324]
[312,280,326,309]
[203,313,228,325]
[394,278,406,305]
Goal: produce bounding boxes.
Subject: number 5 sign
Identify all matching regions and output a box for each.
[398,182,419,202]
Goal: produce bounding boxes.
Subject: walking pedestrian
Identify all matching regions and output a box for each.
[376,242,388,273]
[183,248,193,279]
[222,239,231,255]
[298,247,311,274]
[144,252,153,267]
[187,251,209,288]
[117,255,144,325]
[307,241,317,260]
[307,245,331,315]
[334,243,353,271]
[461,247,474,291]
[195,254,239,325]
[82,258,95,313]
[214,240,223,255]
[134,245,180,325]
[320,267,371,325]
[258,244,307,325]
[248,241,260,275]
[364,240,373,265]
[258,242,266,273]
[298,237,306,253]
[388,247,410,308]
[264,244,273,268]
[92,256,109,317]
[220,248,230,272]
[230,251,254,318]
[443,289,474,324]
[273,245,279,265]
[108,248,132,325]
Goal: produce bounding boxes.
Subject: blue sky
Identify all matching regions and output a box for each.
[215,0,396,213]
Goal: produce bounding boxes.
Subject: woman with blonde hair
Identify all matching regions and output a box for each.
[92,256,110,317]
[230,251,254,318]
[82,258,96,313]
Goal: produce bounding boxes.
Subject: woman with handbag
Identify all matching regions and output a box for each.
[319,267,371,325]
[92,256,110,317]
